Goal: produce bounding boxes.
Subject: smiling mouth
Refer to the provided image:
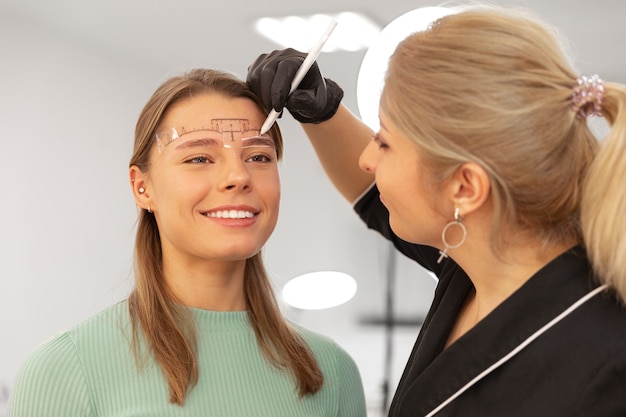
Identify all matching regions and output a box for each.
[203,210,256,219]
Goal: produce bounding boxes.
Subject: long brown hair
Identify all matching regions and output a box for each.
[128,68,323,404]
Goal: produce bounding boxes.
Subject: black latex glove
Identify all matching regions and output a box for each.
[246,48,344,124]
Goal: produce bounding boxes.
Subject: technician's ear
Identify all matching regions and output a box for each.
[129,165,151,211]
[449,162,491,215]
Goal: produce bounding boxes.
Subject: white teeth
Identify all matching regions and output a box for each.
[206,210,255,219]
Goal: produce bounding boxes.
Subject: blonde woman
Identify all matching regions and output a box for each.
[247,5,626,416]
[8,69,366,416]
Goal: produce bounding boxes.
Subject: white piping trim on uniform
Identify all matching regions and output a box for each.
[424,284,609,417]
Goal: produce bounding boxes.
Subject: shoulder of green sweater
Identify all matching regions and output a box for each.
[289,323,364,393]
[289,322,354,363]
[290,322,334,346]
[62,299,131,338]
[22,300,130,363]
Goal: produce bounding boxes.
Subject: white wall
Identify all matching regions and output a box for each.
[0,13,157,414]
[0,12,436,417]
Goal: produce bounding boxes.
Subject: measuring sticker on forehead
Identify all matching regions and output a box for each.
[154,118,275,154]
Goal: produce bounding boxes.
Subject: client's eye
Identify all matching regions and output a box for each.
[185,155,213,164]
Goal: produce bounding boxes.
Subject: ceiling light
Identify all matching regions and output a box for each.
[255,12,381,52]
[282,271,357,310]
[356,7,456,131]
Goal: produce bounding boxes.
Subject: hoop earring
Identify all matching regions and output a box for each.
[437,208,467,264]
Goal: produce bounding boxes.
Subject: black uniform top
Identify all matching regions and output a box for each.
[354,184,626,417]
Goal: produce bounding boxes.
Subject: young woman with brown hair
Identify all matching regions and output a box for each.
[8,68,366,416]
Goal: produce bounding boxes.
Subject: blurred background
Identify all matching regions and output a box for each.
[1,0,624,415]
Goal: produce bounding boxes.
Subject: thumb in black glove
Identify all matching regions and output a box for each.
[246,48,344,124]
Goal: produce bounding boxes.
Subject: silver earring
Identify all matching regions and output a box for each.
[139,187,145,194]
[437,208,467,263]
[147,206,151,213]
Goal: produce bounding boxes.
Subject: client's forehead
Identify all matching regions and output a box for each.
[204,118,257,132]
[162,94,264,128]
[174,119,262,137]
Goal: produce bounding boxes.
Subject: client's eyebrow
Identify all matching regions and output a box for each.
[174,138,221,150]
[241,136,276,148]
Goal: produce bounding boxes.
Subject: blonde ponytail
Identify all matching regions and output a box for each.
[581,82,626,303]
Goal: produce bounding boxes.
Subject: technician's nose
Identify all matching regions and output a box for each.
[359,139,378,173]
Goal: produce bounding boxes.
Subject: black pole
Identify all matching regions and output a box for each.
[381,241,397,414]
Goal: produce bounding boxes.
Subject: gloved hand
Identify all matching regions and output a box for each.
[246,48,344,124]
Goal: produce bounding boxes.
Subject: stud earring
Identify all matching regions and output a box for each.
[139,187,145,194]
[437,208,467,263]
[147,206,151,213]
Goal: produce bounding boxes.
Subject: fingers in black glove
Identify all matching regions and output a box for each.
[246,48,344,124]
[287,77,343,124]
[247,48,307,114]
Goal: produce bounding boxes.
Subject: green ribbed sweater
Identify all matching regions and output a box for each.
[8,301,366,416]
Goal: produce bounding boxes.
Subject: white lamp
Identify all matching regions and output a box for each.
[356,7,456,132]
[282,271,357,310]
